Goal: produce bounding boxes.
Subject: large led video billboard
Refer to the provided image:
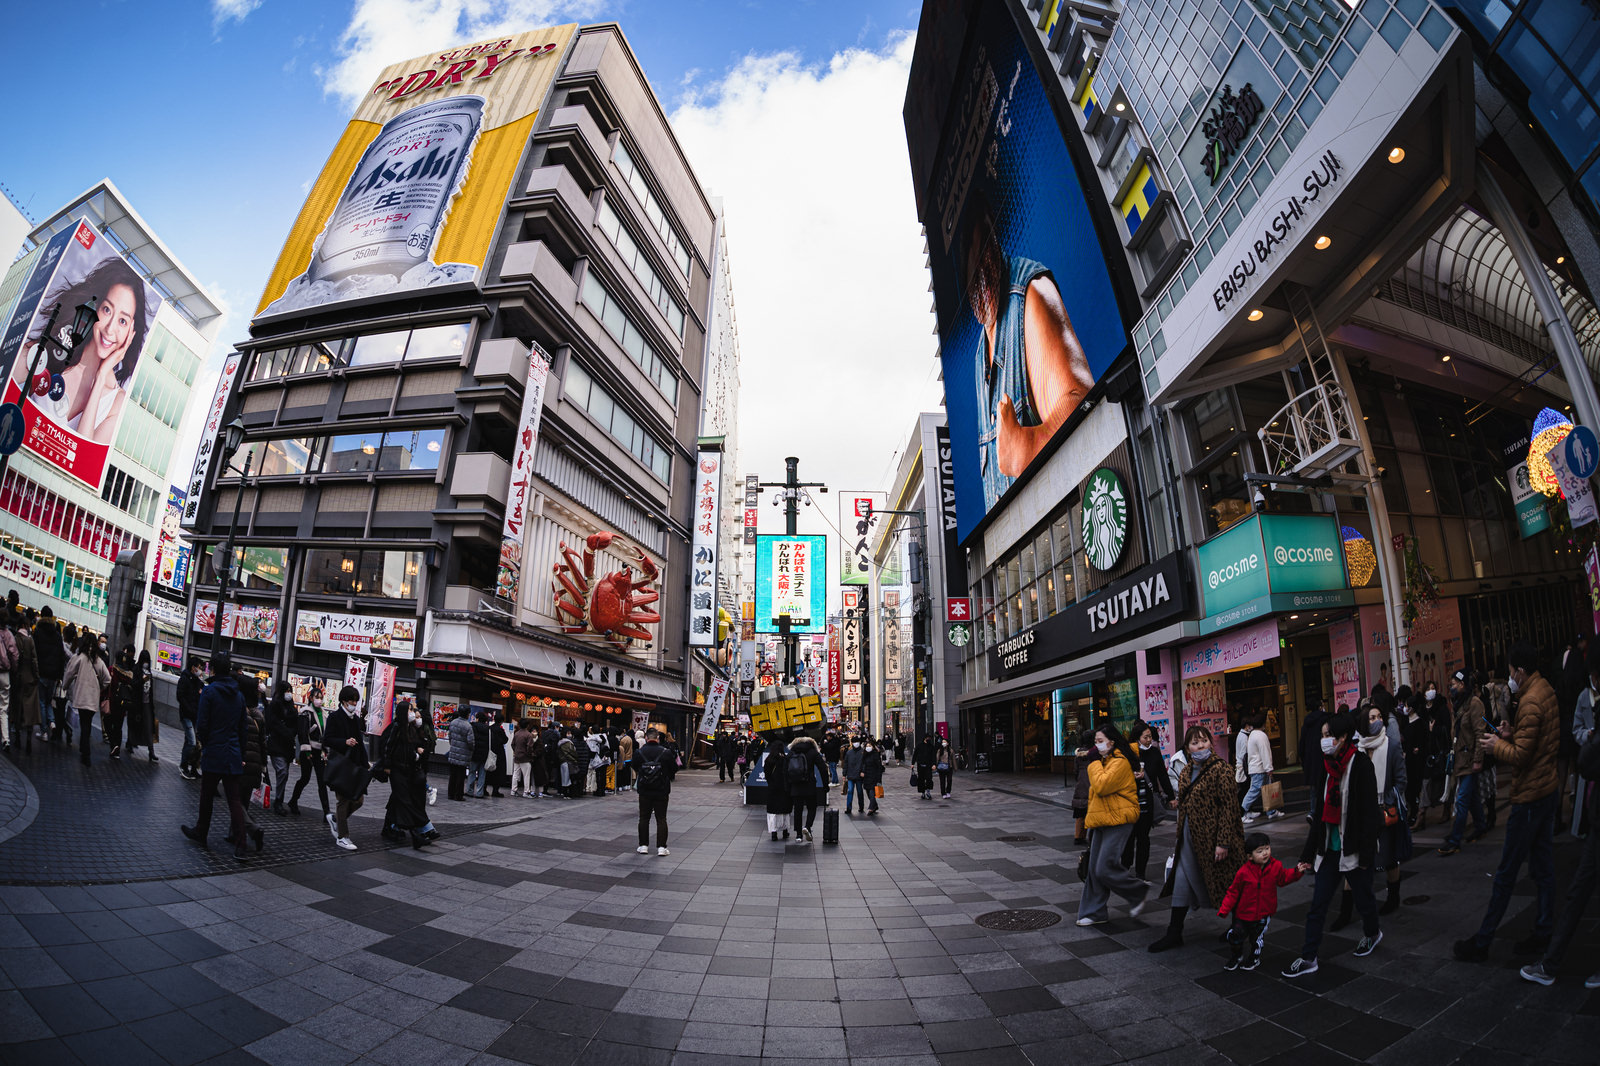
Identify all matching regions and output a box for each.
[255,26,576,318]
[755,534,827,634]
[923,7,1126,540]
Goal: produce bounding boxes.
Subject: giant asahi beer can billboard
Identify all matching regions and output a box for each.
[255,27,576,318]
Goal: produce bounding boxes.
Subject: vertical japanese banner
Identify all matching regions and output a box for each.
[688,449,722,646]
[700,678,728,736]
[183,352,243,528]
[840,491,886,585]
[841,589,862,682]
[344,656,370,710]
[496,342,552,603]
[743,474,759,546]
[366,660,397,736]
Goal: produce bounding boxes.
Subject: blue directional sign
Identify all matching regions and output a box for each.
[0,403,24,456]
[1565,425,1598,480]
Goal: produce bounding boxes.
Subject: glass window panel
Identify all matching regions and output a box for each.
[349,330,409,366]
[601,299,626,339]
[325,432,383,472]
[589,388,614,431]
[376,428,445,471]
[404,323,470,361]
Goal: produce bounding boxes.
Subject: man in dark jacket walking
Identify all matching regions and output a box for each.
[176,659,205,779]
[33,608,66,746]
[264,683,298,815]
[1283,711,1383,978]
[467,711,492,797]
[181,656,250,859]
[631,729,678,854]
[446,710,472,800]
[912,735,937,800]
[1455,642,1562,962]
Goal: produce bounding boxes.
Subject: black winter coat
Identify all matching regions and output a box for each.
[241,709,268,788]
[33,622,64,679]
[177,671,204,723]
[1300,749,1381,870]
[265,697,298,758]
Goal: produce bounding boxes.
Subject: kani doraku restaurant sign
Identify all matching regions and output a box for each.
[988,553,1190,681]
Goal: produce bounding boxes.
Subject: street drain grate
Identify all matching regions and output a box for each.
[1403,895,1431,906]
[997,835,1035,842]
[975,908,1061,931]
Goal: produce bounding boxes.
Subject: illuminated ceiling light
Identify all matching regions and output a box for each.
[1387,146,1405,164]
[1290,614,1300,620]
[1557,256,1566,264]
[1314,235,1332,250]
[1529,406,1575,496]
[1114,101,1126,112]
[1341,525,1376,587]
[340,558,354,573]
[1440,353,1451,362]
[1248,308,1264,321]
[362,444,376,455]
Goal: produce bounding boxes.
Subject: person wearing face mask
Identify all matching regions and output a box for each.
[1149,726,1246,952]
[1282,712,1383,977]
[1418,682,1453,829]
[841,737,866,815]
[1401,688,1430,829]
[1359,701,1410,918]
[1454,642,1561,962]
[1439,669,1491,856]
[1077,724,1149,926]
[860,739,884,815]
[323,685,370,852]
[383,701,437,849]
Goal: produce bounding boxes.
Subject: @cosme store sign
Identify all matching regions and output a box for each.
[1195,513,1351,634]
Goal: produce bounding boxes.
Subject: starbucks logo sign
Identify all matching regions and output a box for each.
[1082,468,1128,571]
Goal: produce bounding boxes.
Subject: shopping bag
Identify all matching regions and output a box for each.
[875,785,884,798]
[1260,780,1284,812]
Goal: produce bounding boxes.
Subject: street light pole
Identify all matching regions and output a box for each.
[209,418,249,662]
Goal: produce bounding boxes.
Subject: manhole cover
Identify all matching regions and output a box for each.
[975,908,1062,931]
[1403,895,1431,906]
[997,835,1035,843]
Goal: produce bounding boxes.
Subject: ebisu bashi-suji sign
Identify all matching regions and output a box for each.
[1196,513,1351,634]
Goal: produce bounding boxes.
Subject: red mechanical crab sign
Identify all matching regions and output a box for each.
[552,532,662,647]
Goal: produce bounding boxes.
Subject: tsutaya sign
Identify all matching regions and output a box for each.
[1196,513,1350,634]
[988,553,1188,682]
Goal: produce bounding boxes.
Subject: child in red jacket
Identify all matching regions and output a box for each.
[1218,832,1309,971]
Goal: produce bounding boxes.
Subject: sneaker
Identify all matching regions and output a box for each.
[657,847,669,856]
[428,786,437,804]
[1265,810,1285,820]
[1585,972,1600,990]
[1281,957,1319,979]
[636,845,649,854]
[326,814,339,843]
[335,837,357,851]
[1452,938,1490,962]
[1130,893,1150,918]
[1240,957,1261,972]
[1241,812,1260,824]
[179,767,198,781]
[1223,957,1241,971]
[1353,931,1383,957]
[803,828,813,842]
[1520,962,1556,986]
[1075,916,1107,927]
[1437,844,1461,856]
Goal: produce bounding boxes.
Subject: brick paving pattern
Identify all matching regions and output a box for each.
[0,756,1595,1065]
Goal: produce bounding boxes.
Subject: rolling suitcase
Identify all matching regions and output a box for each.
[822,807,839,845]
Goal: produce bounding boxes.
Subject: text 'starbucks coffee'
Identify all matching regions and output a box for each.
[311,96,484,285]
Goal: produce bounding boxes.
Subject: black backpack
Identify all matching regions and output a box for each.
[785,750,812,788]
[635,748,668,788]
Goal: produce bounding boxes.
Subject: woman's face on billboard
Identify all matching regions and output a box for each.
[92,283,137,364]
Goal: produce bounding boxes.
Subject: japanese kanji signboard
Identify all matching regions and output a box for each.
[495,341,551,606]
[840,491,885,585]
[688,448,723,646]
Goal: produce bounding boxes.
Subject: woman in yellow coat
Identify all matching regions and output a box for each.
[1077,723,1151,926]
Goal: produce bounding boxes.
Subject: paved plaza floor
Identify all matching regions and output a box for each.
[0,733,1597,1065]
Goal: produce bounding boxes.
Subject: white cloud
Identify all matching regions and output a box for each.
[320,0,606,104]
[670,34,940,543]
[212,0,263,31]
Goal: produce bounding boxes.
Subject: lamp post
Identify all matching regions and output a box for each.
[0,298,99,486]
[209,417,249,661]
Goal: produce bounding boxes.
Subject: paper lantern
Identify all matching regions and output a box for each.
[1528,407,1574,497]
[1341,526,1375,587]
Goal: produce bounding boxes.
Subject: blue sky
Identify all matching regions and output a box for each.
[0,0,942,560]
[1,0,919,328]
